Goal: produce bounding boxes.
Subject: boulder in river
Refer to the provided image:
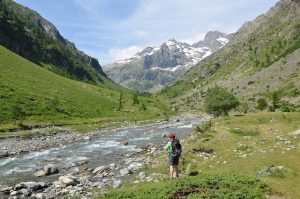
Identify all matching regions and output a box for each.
[76,160,88,166]
[14,182,43,191]
[122,140,129,146]
[44,164,59,176]
[34,170,46,177]
[0,186,13,194]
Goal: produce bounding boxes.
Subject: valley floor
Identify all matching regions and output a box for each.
[99,112,300,199]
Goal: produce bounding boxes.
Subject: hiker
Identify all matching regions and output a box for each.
[164,132,181,178]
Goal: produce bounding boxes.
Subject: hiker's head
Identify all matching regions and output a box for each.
[167,132,175,140]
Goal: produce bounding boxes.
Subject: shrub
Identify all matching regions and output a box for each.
[98,173,269,199]
[229,128,260,136]
[194,121,212,133]
[204,87,239,116]
[271,91,280,111]
[238,102,249,113]
[256,98,268,110]
[280,102,297,112]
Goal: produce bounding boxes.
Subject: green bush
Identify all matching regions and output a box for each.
[204,87,239,116]
[194,121,212,133]
[98,173,269,199]
[256,98,268,110]
[280,103,297,112]
[229,128,260,136]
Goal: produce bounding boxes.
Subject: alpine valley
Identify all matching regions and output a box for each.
[104,31,233,92]
[0,0,170,130]
[1,0,300,199]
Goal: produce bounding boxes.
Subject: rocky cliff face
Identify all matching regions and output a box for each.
[104,31,232,92]
[0,0,106,84]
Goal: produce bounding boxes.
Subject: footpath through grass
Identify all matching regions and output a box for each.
[98,112,300,199]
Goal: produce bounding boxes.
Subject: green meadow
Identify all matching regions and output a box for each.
[0,45,171,133]
[100,112,300,199]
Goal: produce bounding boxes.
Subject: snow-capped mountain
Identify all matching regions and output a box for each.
[104,31,233,92]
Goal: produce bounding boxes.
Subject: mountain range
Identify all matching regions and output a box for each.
[104,31,233,92]
[160,0,300,112]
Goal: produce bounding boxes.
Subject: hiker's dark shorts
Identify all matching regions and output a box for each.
[169,154,179,166]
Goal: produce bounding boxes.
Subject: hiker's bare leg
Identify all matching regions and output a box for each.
[174,165,179,177]
[172,165,178,178]
[169,166,173,178]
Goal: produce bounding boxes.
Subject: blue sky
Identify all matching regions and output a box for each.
[15,0,278,65]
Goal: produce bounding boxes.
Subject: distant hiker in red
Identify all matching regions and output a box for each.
[164,132,182,178]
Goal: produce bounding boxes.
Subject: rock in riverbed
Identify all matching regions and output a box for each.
[34,170,46,177]
[119,168,130,176]
[92,166,107,174]
[44,164,59,176]
[59,176,77,186]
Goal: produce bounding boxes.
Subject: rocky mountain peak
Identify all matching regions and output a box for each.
[192,31,231,51]
[104,30,232,92]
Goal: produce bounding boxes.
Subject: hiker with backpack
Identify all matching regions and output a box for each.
[164,132,181,178]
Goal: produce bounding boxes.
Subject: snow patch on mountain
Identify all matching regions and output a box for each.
[217,37,229,46]
[151,65,183,72]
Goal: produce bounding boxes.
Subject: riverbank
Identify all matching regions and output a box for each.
[0,114,209,199]
[98,112,300,199]
[0,119,168,159]
[0,143,164,199]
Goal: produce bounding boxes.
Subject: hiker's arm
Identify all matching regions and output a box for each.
[164,142,171,151]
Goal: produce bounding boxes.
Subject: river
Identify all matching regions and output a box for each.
[0,115,205,197]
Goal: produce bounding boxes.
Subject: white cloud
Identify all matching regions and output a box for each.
[181,32,206,45]
[109,46,142,61]
[134,30,148,38]
[73,0,106,16]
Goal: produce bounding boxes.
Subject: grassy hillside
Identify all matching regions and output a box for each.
[99,112,300,198]
[0,45,171,131]
[0,0,107,85]
[159,0,300,112]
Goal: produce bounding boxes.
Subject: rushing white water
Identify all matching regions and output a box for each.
[0,115,203,185]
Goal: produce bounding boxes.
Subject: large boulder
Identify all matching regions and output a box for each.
[0,186,13,194]
[34,170,46,177]
[44,164,59,176]
[92,166,107,174]
[119,168,130,176]
[113,180,122,189]
[14,182,43,191]
[59,176,77,186]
